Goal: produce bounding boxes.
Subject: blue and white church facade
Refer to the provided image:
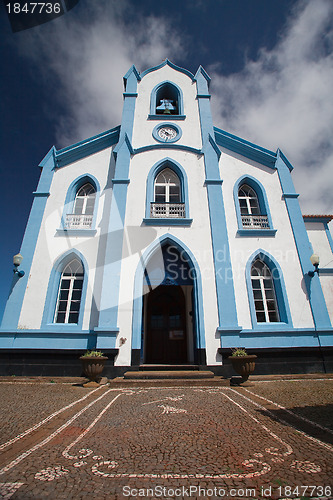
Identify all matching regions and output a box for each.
[1,60,333,376]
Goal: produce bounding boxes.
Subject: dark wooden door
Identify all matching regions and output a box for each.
[146,286,187,364]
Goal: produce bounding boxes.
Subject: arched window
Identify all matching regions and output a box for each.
[152,168,184,218]
[238,184,260,216]
[73,183,96,215]
[54,259,84,324]
[251,260,279,323]
[154,168,181,203]
[64,180,97,230]
[234,177,275,234]
[155,83,179,115]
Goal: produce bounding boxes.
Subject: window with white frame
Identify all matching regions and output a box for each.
[65,183,96,229]
[238,184,269,229]
[54,259,84,324]
[151,168,185,218]
[251,260,279,323]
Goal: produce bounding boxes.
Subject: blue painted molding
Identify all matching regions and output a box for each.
[1,147,56,330]
[55,127,120,168]
[140,59,194,80]
[149,80,185,118]
[0,330,95,350]
[96,67,138,334]
[204,179,223,185]
[144,157,191,221]
[276,150,331,329]
[112,178,130,184]
[324,223,333,253]
[233,174,276,234]
[33,192,50,197]
[56,229,97,237]
[195,69,240,330]
[245,249,293,329]
[220,327,333,350]
[133,144,202,156]
[41,249,89,331]
[148,115,186,121]
[214,127,277,169]
[60,173,101,231]
[131,234,206,357]
[123,65,141,88]
[143,218,193,226]
[113,132,134,159]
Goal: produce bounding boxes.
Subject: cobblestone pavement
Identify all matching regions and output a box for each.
[0,379,332,500]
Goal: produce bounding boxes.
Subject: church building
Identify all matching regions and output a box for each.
[1,60,332,376]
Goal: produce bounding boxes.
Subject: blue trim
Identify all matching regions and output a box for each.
[0,330,95,350]
[133,144,202,155]
[96,68,138,333]
[149,80,185,118]
[152,123,182,143]
[195,69,239,330]
[220,327,333,350]
[324,223,333,253]
[131,234,206,355]
[1,147,56,330]
[60,174,100,231]
[237,229,277,237]
[148,115,186,121]
[214,127,277,169]
[143,218,193,226]
[41,249,89,332]
[319,268,333,274]
[140,59,194,80]
[144,157,190,221]
[123,65,141,88]
[55,127,120,168]
[233,175,275,234]
[112,178,130,184]
[245,249,293,329]
[276,151,331,329]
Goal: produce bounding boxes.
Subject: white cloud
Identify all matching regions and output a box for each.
[209,0,333,214]
[17,1,186,147]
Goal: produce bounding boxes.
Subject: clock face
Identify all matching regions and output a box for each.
[158,126,178,141]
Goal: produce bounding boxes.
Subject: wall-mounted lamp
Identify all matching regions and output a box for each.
[308,253,320,277]
[13,253,25,278]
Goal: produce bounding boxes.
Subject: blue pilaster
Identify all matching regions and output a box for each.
[95,66,139,347]
[1,147,55,329]
[276,150,331,330]
[194,67,240,331]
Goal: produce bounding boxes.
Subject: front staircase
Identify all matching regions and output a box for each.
[109,365,228,386]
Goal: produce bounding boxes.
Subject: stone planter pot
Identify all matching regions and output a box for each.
[228,355,257,384]
[80,356,108,384]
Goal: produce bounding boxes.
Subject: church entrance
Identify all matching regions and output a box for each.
[145,285,187,364]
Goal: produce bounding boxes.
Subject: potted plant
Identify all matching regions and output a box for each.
[228,348,257,385]
[80,350,108,386]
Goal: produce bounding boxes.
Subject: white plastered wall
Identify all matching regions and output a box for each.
[115,148,220,366]
[18,147,113,330]
[220,150,315,330]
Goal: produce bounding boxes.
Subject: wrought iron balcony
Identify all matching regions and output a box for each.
[65,214,93,229]
[241,215,270,229]
[150,203,186,218]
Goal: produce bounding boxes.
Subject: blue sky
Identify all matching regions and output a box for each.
[1,0,333,321]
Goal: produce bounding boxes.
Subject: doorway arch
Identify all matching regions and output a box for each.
[131,234,206,365]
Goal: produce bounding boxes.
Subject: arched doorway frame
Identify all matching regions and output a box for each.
[131,234,206,365]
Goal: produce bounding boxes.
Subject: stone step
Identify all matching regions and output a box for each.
[139,364,200,371]
[123,370,215,380]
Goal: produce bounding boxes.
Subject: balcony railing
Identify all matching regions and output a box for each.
[241,215,269,229]
[150,203,185,218]
[65,214,93,229]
